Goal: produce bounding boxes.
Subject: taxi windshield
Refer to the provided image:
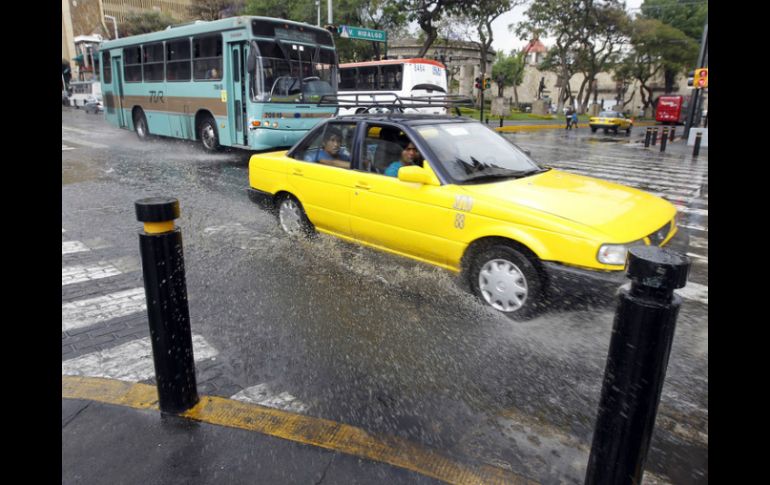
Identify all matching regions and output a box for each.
[414,122,543,184]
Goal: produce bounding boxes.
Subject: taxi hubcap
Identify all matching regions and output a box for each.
[479,259,527,312]
[279,199,302,235]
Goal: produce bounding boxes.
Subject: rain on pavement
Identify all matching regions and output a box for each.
[62,108,707,485]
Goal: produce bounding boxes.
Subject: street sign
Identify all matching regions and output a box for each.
[338,25,387,43]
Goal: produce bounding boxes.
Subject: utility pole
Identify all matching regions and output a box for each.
[684,22,708,139]
[328,0,332,24]
[315,0,320,26]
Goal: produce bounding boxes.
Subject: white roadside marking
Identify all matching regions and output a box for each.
[62,263,122,286]
[62,240,90,255]
[62,288,147,332]
[61,334,218,382]
[679,223,708,232]
[231,383,309,413]
[689,236,708,249]
[62,144,76,151]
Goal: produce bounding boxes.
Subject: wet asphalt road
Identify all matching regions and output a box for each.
[62,108,707,484]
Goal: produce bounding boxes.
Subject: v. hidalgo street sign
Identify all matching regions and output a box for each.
[338,25,387,43]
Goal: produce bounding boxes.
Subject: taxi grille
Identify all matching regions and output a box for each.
[647,221,672,246]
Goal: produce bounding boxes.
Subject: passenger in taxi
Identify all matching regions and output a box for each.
[384,141,421,177]
[305,128,351,168]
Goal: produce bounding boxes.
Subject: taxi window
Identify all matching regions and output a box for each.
[360,124,423,176]
[291,123,355,168]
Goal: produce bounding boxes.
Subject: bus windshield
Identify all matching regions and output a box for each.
[254,40,336,103]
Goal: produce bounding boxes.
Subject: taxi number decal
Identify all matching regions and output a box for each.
[455,213,465,229]
[453,195,473,212]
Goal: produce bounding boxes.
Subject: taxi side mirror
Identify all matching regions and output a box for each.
[397,165,439,186]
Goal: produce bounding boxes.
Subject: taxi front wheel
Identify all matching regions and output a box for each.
[469,244,543,320]
[277,195,314,237]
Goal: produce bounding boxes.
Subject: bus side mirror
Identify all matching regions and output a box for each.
[247,42,257,74]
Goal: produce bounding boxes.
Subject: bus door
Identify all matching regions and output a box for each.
[110,56,127,128]
[227,42,247,146]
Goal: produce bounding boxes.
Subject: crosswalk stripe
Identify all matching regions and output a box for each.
[62,144,75,151]
[62,287,147,332]
[62,263,122,286]
[62,241,90,255]
[61,334,218,382]
[231,383,309,413]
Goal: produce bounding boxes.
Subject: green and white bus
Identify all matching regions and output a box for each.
[98,16,338,151]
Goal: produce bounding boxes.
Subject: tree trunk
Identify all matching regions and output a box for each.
[417,29,438,58]
[513,85,519,107]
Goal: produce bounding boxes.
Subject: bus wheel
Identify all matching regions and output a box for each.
[134,111,149,141]
[199,117,221,152]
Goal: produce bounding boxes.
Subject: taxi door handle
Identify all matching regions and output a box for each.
[355,182,371,190]
[292,168,304,176]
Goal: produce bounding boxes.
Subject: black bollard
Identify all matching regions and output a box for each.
[644,127,651,147]
[585,246,690,485]
[136,197,199,415]
[660,127,668,152]
[669,127,675,142]
[693,132,702,157]
[500,117,503,128]
[651,128,658,146]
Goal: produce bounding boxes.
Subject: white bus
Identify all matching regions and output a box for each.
[68,80,102,108]
[337,58,448,115]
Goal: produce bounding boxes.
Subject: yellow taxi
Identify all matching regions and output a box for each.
[248,115,685,319]
[589,110,633,135]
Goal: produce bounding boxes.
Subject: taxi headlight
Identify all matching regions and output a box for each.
[597,240,644,265]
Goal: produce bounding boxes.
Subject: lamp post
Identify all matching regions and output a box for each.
[105,15,119,39]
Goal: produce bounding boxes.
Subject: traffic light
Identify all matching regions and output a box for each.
[693,68,708,88]
[483,77,491,90]
[474,77,481,89]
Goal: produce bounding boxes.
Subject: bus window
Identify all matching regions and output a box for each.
[166,39,191,81]
[143,43,165,82]
[102,51,112,84]
[125,46,142,82]
[359,66,378,90]
[193,35,223,81]
[381,65,402,90]
[339,66,356,90]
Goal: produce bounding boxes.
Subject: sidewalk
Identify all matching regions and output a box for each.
[63,375,537,485]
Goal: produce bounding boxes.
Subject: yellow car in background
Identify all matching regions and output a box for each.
[589,110,633,135]
[248,114,686,319]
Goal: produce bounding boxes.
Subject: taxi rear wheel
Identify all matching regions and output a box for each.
[277,195,314,237]
[469,244,543,320]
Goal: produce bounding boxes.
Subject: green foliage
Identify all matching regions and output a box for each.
[243,0,408,62]
[492,50,525,89]
[119,12,178,37]
[640,0,707,42]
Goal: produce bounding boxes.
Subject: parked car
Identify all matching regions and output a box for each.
[589,110,633,134]
[247,109,685,319]
[84,96,103,114]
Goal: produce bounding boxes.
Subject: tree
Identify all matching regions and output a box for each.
[244,0,408,62]
[514,0,585,113]
[573,1,630,113]
[191,0,245,20]
[618,17,697,108]
[119,12,178,37]
[491,50,526,103]
[640,0,706,92]
[397,0,470,58]
[466,0,524,81]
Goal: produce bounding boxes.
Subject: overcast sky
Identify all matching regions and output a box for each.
[489,0,644,53]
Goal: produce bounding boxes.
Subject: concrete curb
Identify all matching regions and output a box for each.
[494,121,658,133]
